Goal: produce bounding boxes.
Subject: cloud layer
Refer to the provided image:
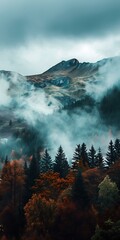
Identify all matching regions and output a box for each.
[0,0,120,75]
[0,58,120,160]
[0,0,120,46]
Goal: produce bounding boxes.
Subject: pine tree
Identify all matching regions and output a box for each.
[106,140,116,166]
[36,147,42,173]
[5,155,8,165]
[24,160,28,176]
[71,170,90,208]
[54,146,69,178]
[1,160,11,185]
[41,149,53,173]
[114,138,120,161]
[96,148,104,168]
[72,144,81,171]
[88,145,96,168]
[28,153,40,188]
[23,160,30,203]
[81,143,89,167]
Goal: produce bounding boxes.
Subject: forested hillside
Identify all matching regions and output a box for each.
[0,139,120,240]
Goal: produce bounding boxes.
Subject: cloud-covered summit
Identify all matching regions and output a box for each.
[0,56,120,159]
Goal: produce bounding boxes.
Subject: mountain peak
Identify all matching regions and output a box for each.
[44,58,79,74]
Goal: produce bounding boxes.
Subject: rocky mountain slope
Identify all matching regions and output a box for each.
[0,56,120,159]
[26,57,120,108]
[0,56,119,108]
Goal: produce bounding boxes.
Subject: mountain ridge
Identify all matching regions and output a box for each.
[0,56,120,109]
[26,56,120,80]
[0,56,120,159]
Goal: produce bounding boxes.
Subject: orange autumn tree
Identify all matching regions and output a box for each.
[0,160,25,239]
[24,194,56,239]
[54,170,96,240]
[33,171,74,200]
[0,160,25,207]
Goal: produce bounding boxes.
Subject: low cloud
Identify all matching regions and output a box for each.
[0,57,120,160]
[0,37,120,75]
[0,76,11,106]
[86,57,120,100]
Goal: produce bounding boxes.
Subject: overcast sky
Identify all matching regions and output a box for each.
[0,0,120,75]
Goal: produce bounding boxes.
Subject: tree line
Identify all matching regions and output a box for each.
[0,138,120,240]
[25,138,120,184]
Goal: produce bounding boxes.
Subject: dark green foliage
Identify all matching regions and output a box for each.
[24,160,28,176]
[72,144,81,170]
[114,138,120,161]
[5,155,9,165]
[88,145,96,168]
[99,86,120,128]
[73,144,81,161]
[81,143,89,166]
[63,94,95,111]
[54,146,69,178]
[41,149,53,173]
[96,148,104,168]
[106,140,116,166]
[71,170,90,208]
[92,220,120,240]
[98,175,119,210]
[23,160,30,204]
[28,153,40,188]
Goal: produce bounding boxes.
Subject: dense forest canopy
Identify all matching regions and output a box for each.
[0,138,120,240]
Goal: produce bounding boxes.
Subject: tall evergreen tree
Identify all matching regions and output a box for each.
[71,170,90,208]
[106,140,116,166]
[72,144,81,171]
[114,138,120,161]
[24,160,28,176]
[5,155,8,165]
[41,149,53,173]
[23,160,30,203]
[96,148,104,168]
[88,145,96,168]
[36,147,41,171]
[28,153,40,188]
[54,146,69,178]
[81,143,89,167]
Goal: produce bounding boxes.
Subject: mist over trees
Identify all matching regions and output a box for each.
[0,138,120,240]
